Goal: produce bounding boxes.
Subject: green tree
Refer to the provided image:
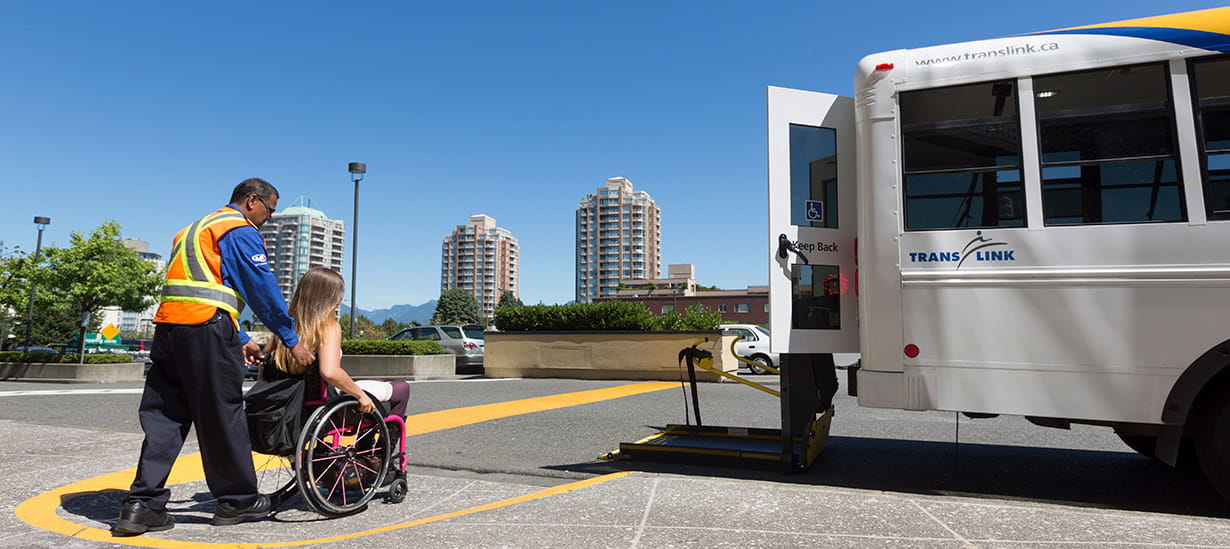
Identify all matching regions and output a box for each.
[0,243,33,345]
[39,221,161,347]
[497,291,523,309]
[338,314,388,340]
[380,317,405,337]
[432,289,481,325]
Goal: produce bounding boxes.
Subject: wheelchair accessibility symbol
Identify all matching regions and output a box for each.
[805,200,824,222]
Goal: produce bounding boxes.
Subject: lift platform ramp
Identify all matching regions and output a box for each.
[605,340,838,473]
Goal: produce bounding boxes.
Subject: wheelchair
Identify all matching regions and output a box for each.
[251,385,409,517]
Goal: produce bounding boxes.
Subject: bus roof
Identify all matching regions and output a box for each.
[1033,6,1230,53]
[855,6,1230,94]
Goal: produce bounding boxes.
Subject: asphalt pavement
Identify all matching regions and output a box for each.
[4,374,1230,548]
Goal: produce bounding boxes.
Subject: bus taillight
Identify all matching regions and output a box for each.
[904,344,919,358]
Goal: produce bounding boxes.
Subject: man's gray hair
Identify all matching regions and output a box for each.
[229,178,279,204]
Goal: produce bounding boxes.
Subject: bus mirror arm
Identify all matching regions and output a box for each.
[777,234,809,265]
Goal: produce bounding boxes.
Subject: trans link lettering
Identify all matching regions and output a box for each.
[908,250,1015,262]
[908,231,1016,270]
[915,42,1059,66]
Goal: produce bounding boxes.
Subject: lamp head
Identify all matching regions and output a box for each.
[33,217,50,225]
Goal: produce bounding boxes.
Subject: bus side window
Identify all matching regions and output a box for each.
[1034,63,1185,225]
[1191,57,1230,219]
[900,80,1025,231]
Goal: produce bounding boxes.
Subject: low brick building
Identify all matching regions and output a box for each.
[594,265,769,325]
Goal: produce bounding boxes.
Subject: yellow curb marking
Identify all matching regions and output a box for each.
[15,382,674,547]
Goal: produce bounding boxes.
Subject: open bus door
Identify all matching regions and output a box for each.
[766,87,857,469]
[612,88,857,473]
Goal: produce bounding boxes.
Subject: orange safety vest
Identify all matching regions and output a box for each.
[154,206,258,325]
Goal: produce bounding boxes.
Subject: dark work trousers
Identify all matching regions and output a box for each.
[126,311,258,510]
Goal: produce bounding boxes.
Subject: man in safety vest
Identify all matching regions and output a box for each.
[115,178,315,535]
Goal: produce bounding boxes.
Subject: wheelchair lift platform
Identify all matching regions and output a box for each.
[615,410,833,471]
[604,340,839,473]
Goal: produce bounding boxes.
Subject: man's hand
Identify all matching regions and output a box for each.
[242,340,263,365]
[290,344,315,367]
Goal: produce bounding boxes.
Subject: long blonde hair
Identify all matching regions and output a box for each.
[270,267,344,375]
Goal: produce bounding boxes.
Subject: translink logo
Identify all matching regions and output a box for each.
[907,231,1016,270]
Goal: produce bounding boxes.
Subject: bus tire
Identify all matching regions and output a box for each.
[1196,388,1230,500]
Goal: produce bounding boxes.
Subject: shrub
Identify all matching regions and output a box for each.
[0,352,136,364]
[648,304,723,331]
[340,340,444,356]
[494,301,721,332]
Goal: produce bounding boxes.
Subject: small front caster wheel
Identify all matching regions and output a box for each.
[385,477,408,504]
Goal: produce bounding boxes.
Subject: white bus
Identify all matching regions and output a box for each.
[766,7,1230,498]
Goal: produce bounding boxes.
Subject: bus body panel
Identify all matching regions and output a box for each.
[845,9,1230,423]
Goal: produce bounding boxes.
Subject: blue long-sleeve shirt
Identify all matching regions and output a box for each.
[217,205,300,348]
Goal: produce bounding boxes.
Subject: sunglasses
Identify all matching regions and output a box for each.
[254,194,276,216]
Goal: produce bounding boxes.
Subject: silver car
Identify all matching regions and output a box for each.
[720,324,779,375]
[389,325,485,367]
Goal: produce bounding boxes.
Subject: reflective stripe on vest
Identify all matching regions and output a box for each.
[160,211,249,315]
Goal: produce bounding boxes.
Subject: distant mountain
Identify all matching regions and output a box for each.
[340,300,436,325]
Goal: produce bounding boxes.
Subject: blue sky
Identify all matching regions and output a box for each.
[1,1,1223,309]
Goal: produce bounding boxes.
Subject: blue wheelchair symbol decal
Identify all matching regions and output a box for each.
[805,200,824,222]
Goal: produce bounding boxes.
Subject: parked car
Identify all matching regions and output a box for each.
[719,324,779,375]
[389,325,484,368]
[11,346,59,354]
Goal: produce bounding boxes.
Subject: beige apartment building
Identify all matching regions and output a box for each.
[259,197,346,302]
[441,215,519,319]
[576,177,661,303]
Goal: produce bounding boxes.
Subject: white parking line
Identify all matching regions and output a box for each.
[0,388,146,397]
[0,377,520,397]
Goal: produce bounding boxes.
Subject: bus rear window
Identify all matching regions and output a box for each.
[900,80,1025,231]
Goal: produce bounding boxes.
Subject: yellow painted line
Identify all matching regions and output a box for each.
[15,382,675,547]
[406,381,677,436]
[256,472,632,548]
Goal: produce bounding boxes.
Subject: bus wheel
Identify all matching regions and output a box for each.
[1196,391,1230,500]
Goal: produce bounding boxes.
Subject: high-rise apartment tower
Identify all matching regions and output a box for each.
[441,215,519,319]
[575,177,661,303]
[259,196,346,302]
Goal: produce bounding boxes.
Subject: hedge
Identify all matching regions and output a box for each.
[340,340,445,356]
[494,301,722,332]
[0,352,135,364]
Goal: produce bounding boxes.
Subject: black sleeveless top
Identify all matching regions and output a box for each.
[260,358,333,405]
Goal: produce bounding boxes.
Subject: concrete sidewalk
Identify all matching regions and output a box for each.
[6,421,1230,548]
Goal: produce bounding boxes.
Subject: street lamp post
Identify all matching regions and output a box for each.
[23,216,50,351]
[348,162,366,339]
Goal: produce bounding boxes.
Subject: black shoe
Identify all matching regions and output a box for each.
[114,500,174,535]
[210,494,271,526]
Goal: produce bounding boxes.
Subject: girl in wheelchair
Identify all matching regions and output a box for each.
[265,267,409,423]
[260,267,411,514]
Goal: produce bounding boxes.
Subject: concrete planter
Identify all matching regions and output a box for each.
[339,354,456,380]
[0,361,144,383]
[484,331,735,381]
